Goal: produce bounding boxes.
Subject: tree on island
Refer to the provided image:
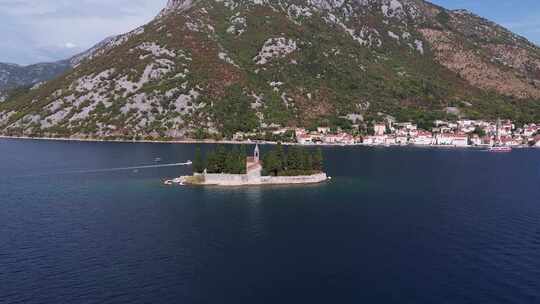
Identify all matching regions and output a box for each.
[313,148,324,171]
[262,150,281,176]
[194,144,324,176]
[195,145,246,174]
[224,146,246,174]
[263,145,324,176]
[193,147,205,173]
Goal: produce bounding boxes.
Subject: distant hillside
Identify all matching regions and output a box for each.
[0,61,70,100]
[0,37,117,102]
[1,0,540,140]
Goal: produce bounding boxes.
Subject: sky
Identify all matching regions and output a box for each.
[1,0,539,66]
[0,0,166,65]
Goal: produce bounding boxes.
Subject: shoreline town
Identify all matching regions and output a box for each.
[255,119,540,149]
[2,119,540,149]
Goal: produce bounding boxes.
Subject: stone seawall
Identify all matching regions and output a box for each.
[260,173,328,185]
[194,173,328,186]
[201,173,250,186]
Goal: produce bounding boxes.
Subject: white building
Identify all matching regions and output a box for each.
[363,135,386,145]
[436,133,454,145]
[435,133,468,147]
[470,135,482,146]
[395,135,408,145]
[374,124,387,136]
[385,136,397,146]
[297,134,313,145]
[317,127,331,134]
[453,133,469,147]
[395,122,417,130]
[411,131,434,146]
[535,135,540,147]
[481,136,494,146]
[523,125,538,137]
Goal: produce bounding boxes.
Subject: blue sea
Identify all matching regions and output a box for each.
[1,139,540,303]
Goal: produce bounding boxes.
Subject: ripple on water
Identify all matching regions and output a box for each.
[1,141,540,303]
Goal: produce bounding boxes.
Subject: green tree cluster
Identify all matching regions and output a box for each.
[192,145,247,174]
[262,144,324,176]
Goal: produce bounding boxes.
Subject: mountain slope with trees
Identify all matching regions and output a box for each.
[1,0,540,140]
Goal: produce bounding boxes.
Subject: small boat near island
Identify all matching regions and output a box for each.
[164,177,185,186]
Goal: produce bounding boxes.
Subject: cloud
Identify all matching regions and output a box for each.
[0,0,166,65]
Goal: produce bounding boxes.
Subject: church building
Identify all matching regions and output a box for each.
[245,145,262,177]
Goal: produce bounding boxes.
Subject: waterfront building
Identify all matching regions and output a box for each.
[323,134,341,144]
[363,135,386,145]
[408,129,419,138]
[436,133,455,145]
[470,134,482,146]
[385,136,397,146]
[271,128,291,135]
[481,136,494,146]
[523,125,538,137]
[434,120,448,127]
[395,122,417,130]
[317,127,331,134]
[374,124,387,136]
[438,126,453,134]
[412,131,434,146]
[297,133,313,145]
[395,135,408,145]
[534,135,540,147]
[453,133,469,147]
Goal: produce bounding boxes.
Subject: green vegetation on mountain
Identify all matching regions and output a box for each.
[1,0,539,140]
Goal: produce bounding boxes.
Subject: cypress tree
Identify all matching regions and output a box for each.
[232,146,244,174]
[305,152,314,172]
[215,145,227,173]
[276,143,285,172]
[206,150,219,173]
[263,150,279,176]
[238,146,247,174]
[224,149,236,173]
[193,147,205,173]
[313,148,324,171]
[287,146,302,170]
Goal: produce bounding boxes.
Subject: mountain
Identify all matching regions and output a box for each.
[0,37,118,102]
[1,0,540,140]
[0,61,70,100]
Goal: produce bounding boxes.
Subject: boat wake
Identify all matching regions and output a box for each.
[13,161,192,178]
[69,161,193,174]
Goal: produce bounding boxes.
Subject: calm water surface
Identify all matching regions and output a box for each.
[1,139,540,303]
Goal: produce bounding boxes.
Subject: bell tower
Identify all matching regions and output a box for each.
[254,145,260,162]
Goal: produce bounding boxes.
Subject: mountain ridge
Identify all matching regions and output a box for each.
[1,0,539,140]
[0,36,124,102]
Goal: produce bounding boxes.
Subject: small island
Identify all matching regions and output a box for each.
[172,144,328,186]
